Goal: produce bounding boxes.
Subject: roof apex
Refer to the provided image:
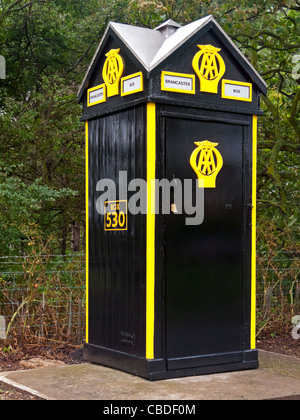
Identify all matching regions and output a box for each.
[154,19,182,37]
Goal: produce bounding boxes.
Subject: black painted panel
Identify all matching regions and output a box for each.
[165,116,245,361]
[88,105,147,357]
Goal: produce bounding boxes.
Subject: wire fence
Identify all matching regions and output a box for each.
[256,251,300,336]
[0,252,299,346]
[0,254,85,346]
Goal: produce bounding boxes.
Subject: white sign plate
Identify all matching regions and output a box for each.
[161,71,195,94]
[88,84,106,107]
[121,72,143,96]
[222,80,252,102]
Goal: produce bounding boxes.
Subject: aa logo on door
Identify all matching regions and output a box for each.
[190,141,223,188]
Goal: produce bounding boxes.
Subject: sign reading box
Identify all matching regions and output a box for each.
[161,71,195,94]
[121,72,143,96]
[88,84,106,107]
[222,80,252,102]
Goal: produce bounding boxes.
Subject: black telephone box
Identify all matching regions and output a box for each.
[78,16,267,380]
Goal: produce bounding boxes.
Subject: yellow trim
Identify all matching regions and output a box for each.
[121,72,144,96]
[161,71,195,94]
[222,79,252,102]
[85,121,89,344]
[87,84,106,107]
[251,115,258,350]
[146,103,156,360]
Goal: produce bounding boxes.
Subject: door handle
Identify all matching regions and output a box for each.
[171,203,179,214]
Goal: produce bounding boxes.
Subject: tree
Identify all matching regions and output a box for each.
[216,1,299,255]
[0,1,118,255]
[0,0,299,258]
[125,0,300,256]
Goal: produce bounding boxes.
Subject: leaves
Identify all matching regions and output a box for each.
[0,0,298,257]
[0,175,77,253]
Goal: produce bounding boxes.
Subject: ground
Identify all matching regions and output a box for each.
[0,344,84,400]
[0,336,299,400]
[257,335,300,359]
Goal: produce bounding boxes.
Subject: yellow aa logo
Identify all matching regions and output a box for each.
[190,141,224,188]
[192,45,226,94]
[102,49,124,97]
[199,51,219,81]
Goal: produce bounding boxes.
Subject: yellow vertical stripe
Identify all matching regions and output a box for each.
[251,115,258,350]
[146,103,156,359]
[85,121,89,344]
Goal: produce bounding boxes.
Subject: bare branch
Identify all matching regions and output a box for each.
[63,41,97,78]
[6,0,23,12]
[257,199,286,213]
[258,141,300,154]
[5,0,46,14]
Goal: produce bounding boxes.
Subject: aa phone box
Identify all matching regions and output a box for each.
[78,16,267,380]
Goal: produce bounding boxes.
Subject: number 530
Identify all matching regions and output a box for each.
[105,211,126,230]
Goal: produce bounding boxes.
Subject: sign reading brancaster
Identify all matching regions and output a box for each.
[161,71,195,94]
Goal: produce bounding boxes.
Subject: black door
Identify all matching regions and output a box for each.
[165,115,245,368]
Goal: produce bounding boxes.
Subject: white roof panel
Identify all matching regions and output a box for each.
[150,16,212,69]
[110,22,165,70]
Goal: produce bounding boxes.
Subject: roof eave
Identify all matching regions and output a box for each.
[78,22,116,103]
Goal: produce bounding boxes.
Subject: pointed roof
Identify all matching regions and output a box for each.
[78,16,267,102]
[155,19,182,37]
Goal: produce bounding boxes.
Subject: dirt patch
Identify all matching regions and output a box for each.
[0,343,84,373]
[257,334,300,359]
[0,343,84,400]
[0,382,44,400]
[19,357,66,369]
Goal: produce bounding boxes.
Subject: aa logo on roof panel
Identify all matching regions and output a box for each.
[102,48,124,97]
[192,45,226,94]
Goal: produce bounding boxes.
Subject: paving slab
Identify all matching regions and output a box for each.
[0,350,299,400]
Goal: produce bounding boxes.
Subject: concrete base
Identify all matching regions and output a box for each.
[0,350,299,400]
[84,343,259,380]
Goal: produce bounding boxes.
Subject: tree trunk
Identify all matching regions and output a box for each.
[70,221,80,252]
[60,224,68,256]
